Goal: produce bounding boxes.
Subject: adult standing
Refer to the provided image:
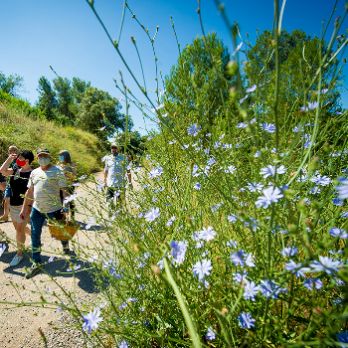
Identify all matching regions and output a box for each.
[20,148,69,279]
[0,150,34,266]
[103,144,132,207]
[0,145,19,222]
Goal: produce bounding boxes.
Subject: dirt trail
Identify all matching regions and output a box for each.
[0,172,113,348]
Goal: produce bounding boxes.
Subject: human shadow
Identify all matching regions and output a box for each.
[2,251,99,294]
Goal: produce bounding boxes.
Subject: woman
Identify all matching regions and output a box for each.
[0,150,34,266]
[57,150,77,217]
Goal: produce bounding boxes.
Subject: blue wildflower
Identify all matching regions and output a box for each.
[194,182,201,190]
[193,259,212,282]
[187,123,201,136]
[303,278,323,290]
[205,327,216,341]
[148,167,163,179]
[237,122,248,129]
[237,312,256,329]
[281,247,298,258]
[82,308,103,334]
[227,214,237,223]
[246,84,257,93]
[336,331,348,346]
[119,340,129,348]
[243,279,260,301]
[336,178,348,200]
[246,182,264,192]
[170,240,188,265]
[310,256,343,275]
[329,227,348,239]
[261,123,276,133]
[144,207,160,222]
[332,197,344,206]
[255,186,283,209]
[259,279,287,299]
[310,174,331,186]
[260,165,286,178]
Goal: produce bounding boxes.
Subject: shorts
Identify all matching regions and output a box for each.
[10,205,26,223]
[4,186,12,198]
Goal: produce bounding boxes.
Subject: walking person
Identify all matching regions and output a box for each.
[0,145,19,223]
[57,150,77,220]
[20,148,70,279]
[103,144,132,208]
[0,150,34,266]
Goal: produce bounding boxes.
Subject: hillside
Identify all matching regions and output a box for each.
[0,100,103,174]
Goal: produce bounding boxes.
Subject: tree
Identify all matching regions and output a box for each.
[53,77,75,123]
[164,33,236,135]
[0,71,23,97]
[37,76,58,121]
[245,30,342,121]
[76,87,129,142]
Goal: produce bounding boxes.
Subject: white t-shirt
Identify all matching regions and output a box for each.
[28,165,67,213]
[104,154,128,188]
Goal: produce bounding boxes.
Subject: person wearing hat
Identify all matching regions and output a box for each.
[103,143,132,207]
[20,148,70,278]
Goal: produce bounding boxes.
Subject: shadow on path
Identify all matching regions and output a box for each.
[1,251,99,294]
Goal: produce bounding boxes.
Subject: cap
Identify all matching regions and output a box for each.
[36,148,50,156]
[110,143,118,148]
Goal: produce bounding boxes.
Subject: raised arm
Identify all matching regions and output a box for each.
[0,154,17,176]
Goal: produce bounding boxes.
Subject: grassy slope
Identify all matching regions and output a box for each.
[0,103,103,174]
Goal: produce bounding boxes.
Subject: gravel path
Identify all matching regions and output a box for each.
[0,173,115,348]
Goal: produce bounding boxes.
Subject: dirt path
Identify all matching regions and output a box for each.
[0,172,115,348]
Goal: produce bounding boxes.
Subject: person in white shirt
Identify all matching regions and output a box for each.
[20,148,69,279]
[103,144,132,206]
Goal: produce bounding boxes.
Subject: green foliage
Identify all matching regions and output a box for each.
[58,24,348,347]
[0,101,102,174]
[164,33,237,136]
[0,71,23,97]
[76,86,128,143]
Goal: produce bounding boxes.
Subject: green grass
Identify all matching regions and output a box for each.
[0,102,102,174]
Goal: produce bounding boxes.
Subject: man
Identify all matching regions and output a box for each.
[103,144,132,207]
[0,145,19,222]
[20,148,70,279]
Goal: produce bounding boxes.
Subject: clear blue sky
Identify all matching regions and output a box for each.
[1,0,347,135]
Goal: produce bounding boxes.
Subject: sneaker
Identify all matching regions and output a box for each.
[10,254,23,267]
[25,263,42,279]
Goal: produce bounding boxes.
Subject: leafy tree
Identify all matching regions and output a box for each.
[36,76,58,120]
[53,77,75,123]
[245,30,342,121]
[71,77,91,104]
[0,71,23,97]
[164,33,237,135]
[76,87,129,142]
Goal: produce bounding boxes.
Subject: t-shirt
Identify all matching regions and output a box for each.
[28,165,67,213]
[104,154,128,188]
[9,169,32,206]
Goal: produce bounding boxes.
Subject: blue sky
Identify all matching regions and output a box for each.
[1,0,347,134]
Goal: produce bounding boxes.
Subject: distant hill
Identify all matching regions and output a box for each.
[0,94,103,174]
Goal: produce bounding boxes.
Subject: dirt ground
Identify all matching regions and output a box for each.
[0,173,121,348]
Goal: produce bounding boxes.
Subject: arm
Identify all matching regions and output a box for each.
[19,186,34,220]
[0,154,16,176]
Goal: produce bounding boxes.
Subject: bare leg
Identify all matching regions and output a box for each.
[3,198,10,219]
[0,197,10,221]
[13,221,26,255]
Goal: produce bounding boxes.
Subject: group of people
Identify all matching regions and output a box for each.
[0,143,133,279]
[0,145,76,279]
